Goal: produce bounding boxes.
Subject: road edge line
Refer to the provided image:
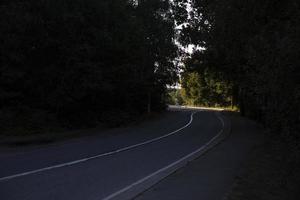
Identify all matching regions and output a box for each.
[0,111,197,182]
[101,111,231,200]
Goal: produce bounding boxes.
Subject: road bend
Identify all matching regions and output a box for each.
[0,109,224,200]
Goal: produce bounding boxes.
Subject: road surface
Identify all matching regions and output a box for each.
[134,110,263,200]
[0,108,227,200]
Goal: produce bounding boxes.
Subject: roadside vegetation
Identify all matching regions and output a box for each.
[176,0,300,143]
[173,0,300,198]
[167,71,234,109]
[0,0,182,136]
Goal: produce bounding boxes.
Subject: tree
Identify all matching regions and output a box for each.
[175,0,300,140]
[0,0,179,133]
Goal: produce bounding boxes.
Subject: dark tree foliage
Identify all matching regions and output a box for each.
[0,0,179,133]
[175,2,300,194]
[177,0,300,145]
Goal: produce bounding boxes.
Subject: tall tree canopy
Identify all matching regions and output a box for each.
[175,0,300,142]
[0,0,179,132]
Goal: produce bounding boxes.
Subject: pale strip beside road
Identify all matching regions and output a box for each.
[0,108,227,200]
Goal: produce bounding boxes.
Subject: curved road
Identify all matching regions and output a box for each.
[0,109,225,200]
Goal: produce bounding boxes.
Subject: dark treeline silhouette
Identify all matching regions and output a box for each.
[1,0,299,142]
[173,0,300,197]
[176,0,299,144]
[0,0,180,134]
[175,0,300,196]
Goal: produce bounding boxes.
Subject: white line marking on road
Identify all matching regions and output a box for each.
[102,112,225,200]
[0,111,198,182]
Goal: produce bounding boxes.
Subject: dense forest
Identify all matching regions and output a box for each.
[173,0,300,197]
[0,0,183,134]
[171,70,233,107]
[0,0,299,144]
[175,0,299,147]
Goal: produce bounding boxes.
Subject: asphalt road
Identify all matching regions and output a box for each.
[0,109,224,200]
[134,111,264,200]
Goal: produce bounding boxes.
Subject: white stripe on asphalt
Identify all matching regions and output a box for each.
[0,111,198,182]
[102,112,225,200]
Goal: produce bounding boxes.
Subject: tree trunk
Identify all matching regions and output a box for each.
[147,92,151,113]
